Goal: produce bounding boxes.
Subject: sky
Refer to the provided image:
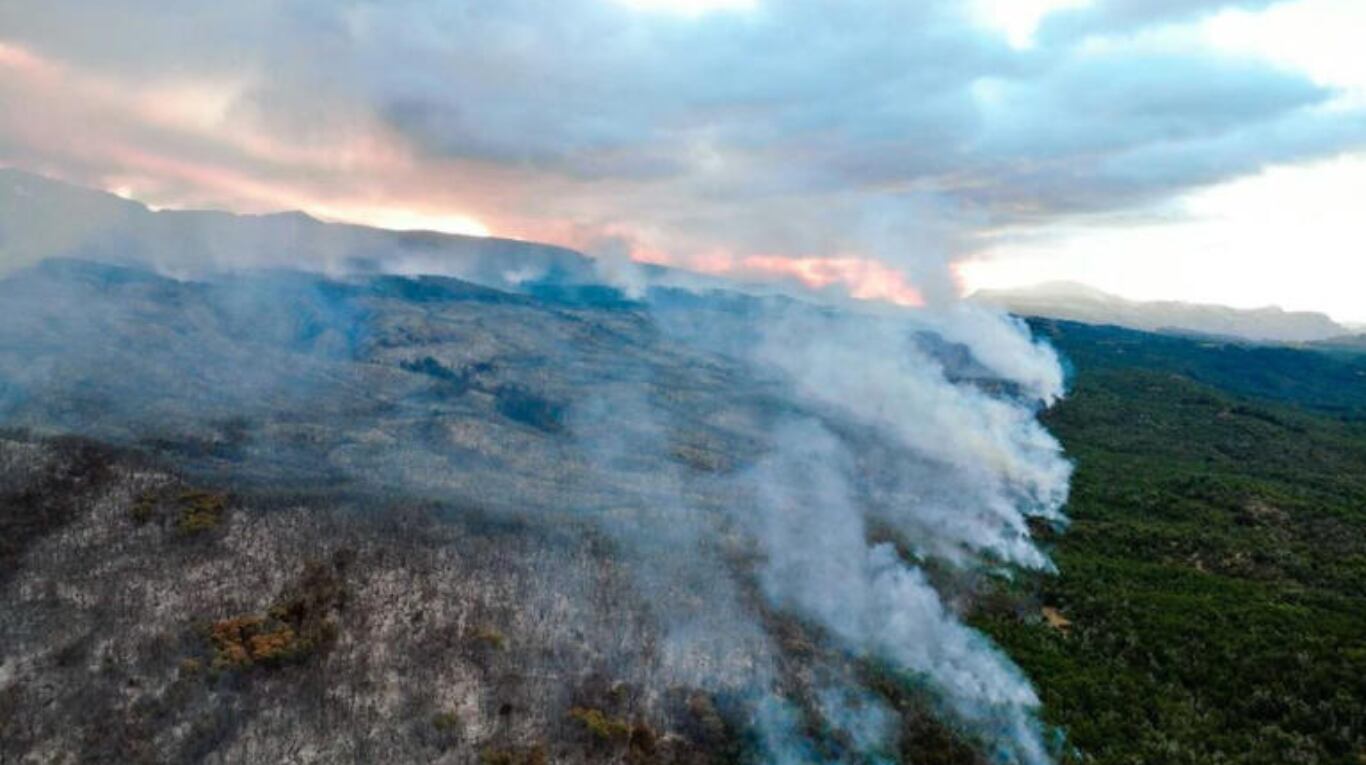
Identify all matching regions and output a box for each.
[1,0,1363,320]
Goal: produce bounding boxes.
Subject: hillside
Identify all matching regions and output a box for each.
[0,257,1072,764]
[1034,320,1366,417]
[0,259,1362,763]
[5,1,1364,762]
[0,167,600,290]
[975,320,1366,764]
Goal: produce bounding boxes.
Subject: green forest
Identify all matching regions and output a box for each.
[974,320,1366,764]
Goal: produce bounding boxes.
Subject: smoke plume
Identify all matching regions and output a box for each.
[0,171,1071,763]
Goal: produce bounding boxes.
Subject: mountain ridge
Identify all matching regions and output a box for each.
[0,166,604,291]
[972,280,1347,344]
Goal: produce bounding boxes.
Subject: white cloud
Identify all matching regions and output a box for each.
[1204,0,1366,103]
[970,0,1094,48]
[0,0,1362,314]
[961,151,1366,322]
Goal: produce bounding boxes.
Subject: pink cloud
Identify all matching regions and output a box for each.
[1,38,934,308]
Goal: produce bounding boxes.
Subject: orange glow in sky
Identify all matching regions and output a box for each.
[312,204,492,238]
[735,255,926,307]
[0,37,933,306]
[0,39,494,240]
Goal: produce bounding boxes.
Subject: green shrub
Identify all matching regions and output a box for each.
[175,490,227,534]
[208,615,309,669]
[471,626,506,651]
[432,710,460,732]
[480,746,546,765]
[569,706,632,743]
[129,492,156,524]
[199,558,347,673]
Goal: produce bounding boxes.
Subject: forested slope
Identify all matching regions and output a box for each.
[977,320,1366,764]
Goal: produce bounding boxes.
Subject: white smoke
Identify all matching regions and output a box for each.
[0,170,1075,762]
[591,289,1073,761]
[751,305,1070,567]
[740,415,1059,763]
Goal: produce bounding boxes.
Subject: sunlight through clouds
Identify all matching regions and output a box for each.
[313,204,491,238]
[962,151,1366,322]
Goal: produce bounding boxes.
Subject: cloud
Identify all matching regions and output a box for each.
[1035,0,1287,43]
[0,0,1362,297]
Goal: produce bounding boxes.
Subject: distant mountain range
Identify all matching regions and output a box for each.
[972,281,1353,344]
[0,167,757,300]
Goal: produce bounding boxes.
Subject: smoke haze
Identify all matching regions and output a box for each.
[0,171,1074,762]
